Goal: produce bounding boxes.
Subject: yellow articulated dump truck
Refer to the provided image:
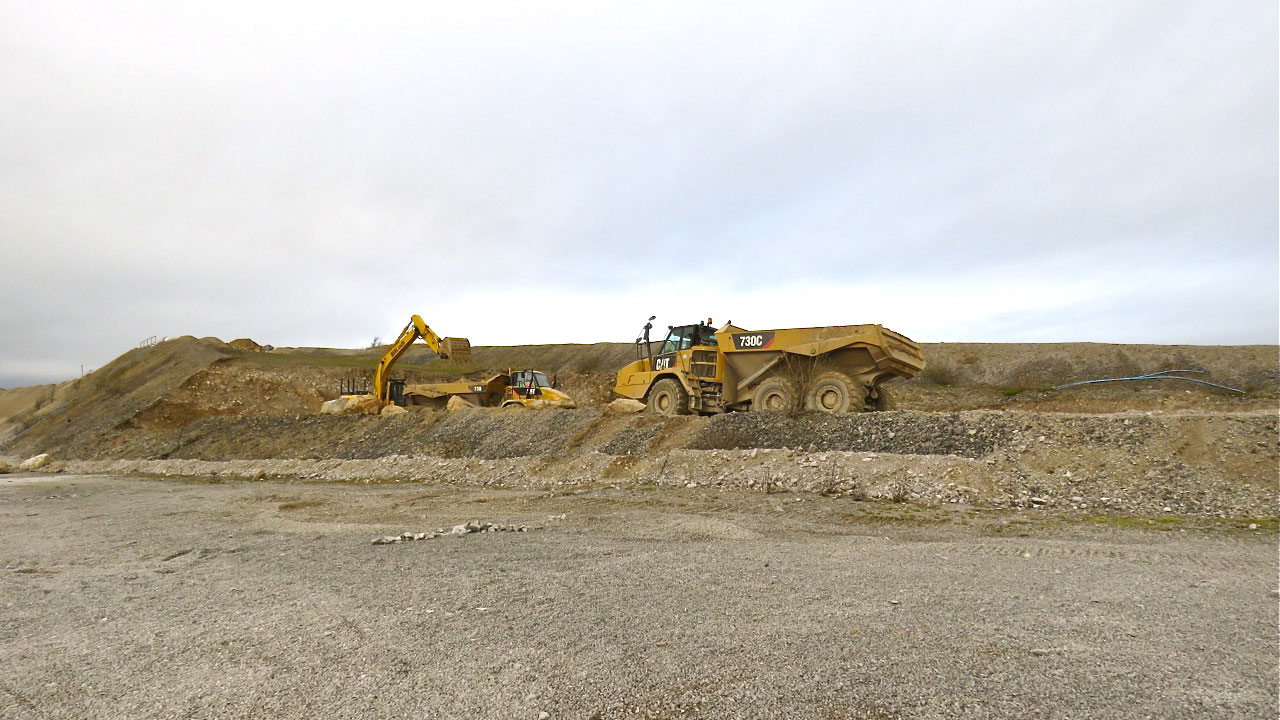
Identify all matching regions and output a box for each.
[403,370,576,410]
[612,317,925,415]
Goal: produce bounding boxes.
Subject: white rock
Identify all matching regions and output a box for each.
[0,458,13,474]
[447,396,472,412]
[320,398,349,415]
[606,398,646,413]
[380,404,407,416]
[19,454,51,471]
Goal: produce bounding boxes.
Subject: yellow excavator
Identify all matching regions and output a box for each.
[328,315,574,414]
[370,315,471,406]
[330,315,471,413]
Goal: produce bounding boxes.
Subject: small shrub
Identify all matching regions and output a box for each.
[889,482,909,503]
[920,365,957,386]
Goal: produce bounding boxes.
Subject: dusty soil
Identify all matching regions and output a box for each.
[0,473,1275,719]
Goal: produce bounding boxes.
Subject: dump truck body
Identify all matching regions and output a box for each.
[403,370,576,410]
[613,320,925,415]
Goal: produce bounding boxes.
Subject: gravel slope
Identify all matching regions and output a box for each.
[1,475,1275,719]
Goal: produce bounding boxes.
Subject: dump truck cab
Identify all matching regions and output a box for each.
[614,320,724,414]
[503,370,575,408]
[613,316,926,416]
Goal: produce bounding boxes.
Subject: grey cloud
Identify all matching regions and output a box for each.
[0,1,1275,387]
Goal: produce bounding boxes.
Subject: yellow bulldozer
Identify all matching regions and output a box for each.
[612,316,925,415]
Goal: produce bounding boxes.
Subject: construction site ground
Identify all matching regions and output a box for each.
[1,473,1275,719]
[0,337,1276,717]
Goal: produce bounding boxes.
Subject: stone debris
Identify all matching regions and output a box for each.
[19,454,51,471]
[372,521,529,545]
[53,409,1277,520]
[0,457,13,474]
[447,396,472,412]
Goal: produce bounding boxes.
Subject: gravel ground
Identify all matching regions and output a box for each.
[1,473,1275,719]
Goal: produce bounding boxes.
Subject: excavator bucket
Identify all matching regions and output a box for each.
[441,337,472,364]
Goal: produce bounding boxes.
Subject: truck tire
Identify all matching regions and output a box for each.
[647,378,690,416]
[805,371,865,413]
[752,376,799,412]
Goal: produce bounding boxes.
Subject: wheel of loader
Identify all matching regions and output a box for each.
[752,376,800,412]
[804,371,865,413]
[647,378,690,416]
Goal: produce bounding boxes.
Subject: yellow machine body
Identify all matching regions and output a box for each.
[403,370,576,410]
[613,320,925,415]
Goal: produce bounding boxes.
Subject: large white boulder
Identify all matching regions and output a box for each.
[446,396,472,412]
[0,457,13,474]
[320,397,349,415]
[607,398,646,413]
[19,454,51,471]
[380,404,407,416]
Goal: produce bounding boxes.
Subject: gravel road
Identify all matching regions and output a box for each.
[1,474,1275,719]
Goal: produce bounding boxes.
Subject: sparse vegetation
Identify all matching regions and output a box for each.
[889,481,910,503]
[920,364,958,385]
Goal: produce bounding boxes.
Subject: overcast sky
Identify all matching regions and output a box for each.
[1,1,1276,387]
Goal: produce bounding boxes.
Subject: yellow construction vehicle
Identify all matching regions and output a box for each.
[402,369,576,410]
[345,315,471,408]
[613,316,925,415]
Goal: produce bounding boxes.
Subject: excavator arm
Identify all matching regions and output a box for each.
[372,315,470,404]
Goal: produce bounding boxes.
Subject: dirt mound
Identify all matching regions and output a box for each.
[228,338,264,352]
[3,337,235,457]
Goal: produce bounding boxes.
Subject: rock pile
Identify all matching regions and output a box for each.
[372,520,528,545]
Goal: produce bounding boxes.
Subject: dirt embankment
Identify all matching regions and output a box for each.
[7,337,1273,456]
[54,407,1279,518]
[3,336,1277,520]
